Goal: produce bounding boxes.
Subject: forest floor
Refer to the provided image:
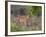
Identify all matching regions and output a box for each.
[11,15,42,32]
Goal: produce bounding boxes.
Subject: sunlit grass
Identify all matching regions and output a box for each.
[11,21,42,32]
[11,22,26,32]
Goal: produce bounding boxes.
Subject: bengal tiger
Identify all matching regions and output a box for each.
[16,16,29,27]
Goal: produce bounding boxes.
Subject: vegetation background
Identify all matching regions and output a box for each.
[11,5,42,32]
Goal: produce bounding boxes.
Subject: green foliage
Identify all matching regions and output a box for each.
[32,6,42,16]
[11,22,16,32]
[26,6,32,16]
[11,22,25,32]
[12,5,42,16]
[26,6,42,16]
